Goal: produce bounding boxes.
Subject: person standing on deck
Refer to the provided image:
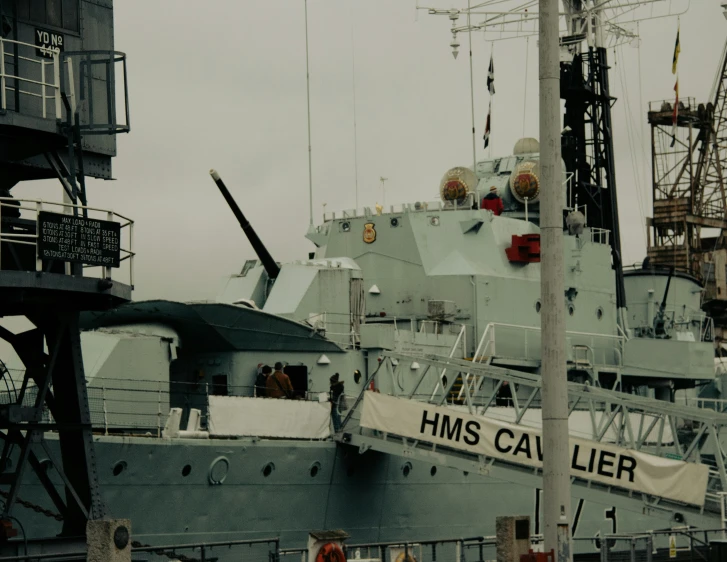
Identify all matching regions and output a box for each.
[481,185,504,216]
[255,365,271,397]
[266,362,294,399]
[329,373,345,432]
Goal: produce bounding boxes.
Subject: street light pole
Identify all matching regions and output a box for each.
[539,0,572,560]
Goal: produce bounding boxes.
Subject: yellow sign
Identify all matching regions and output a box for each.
[363,223,376,244]
[669,535,676,558]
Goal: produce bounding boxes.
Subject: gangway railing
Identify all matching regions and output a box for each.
[452,322,624,405]
[338,350,727,518]
[479,322,625,368]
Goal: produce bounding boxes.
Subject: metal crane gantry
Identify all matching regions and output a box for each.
[647,37,727,333]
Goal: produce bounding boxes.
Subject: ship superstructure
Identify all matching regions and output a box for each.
[0,0,726,558]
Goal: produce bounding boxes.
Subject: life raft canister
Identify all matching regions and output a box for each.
[316,543,346,562]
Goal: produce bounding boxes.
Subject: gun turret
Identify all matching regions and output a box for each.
[209,169,280,281]
[653,267,675,337]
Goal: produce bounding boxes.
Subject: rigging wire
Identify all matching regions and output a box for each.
[350,0,360,210]
[522,36,529,139]
[614,45,649,253]
[636,22,650,234]
[619,50,648,245]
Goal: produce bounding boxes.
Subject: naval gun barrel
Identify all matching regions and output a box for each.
[653,267,675,337]
[209,169,280,280]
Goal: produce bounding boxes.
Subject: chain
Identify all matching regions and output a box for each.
[0,489,63,521]
[131,540,215,562]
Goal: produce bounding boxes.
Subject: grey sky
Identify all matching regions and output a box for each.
[14,0,727,302]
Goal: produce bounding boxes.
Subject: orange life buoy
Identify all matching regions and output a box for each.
[395,553,417,562]
[316,543,346,562]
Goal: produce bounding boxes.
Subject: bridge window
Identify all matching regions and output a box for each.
[15,0,79,33]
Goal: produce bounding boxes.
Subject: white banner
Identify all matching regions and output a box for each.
[209,396,331,439]
[360,392,708,506]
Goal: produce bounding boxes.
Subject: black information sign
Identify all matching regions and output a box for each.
[34,27,65,59]
[38,212,121,268]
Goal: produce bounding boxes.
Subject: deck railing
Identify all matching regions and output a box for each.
[480,321,625,368]
[0,36,63,119]
[0,197,134,287]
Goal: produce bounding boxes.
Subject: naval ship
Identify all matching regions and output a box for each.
[0,0,726,555]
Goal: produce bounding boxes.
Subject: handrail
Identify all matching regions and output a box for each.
[428,324,467,401]
[0,36,62,119]
[0,197,134,287]
[475,321,625,371]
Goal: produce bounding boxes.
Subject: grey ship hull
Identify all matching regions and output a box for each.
[16,435,720,550]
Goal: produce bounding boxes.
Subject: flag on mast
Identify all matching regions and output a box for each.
[483,100,491,149]
[487,53,495,95]
[671,25,680,147]
[671,78,679,147]
[672,27,680,75]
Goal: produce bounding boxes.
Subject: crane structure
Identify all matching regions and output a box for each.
[646,38,727,330]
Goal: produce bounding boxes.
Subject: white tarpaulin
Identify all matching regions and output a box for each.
[360,391,708,506]
[209,396,331,439]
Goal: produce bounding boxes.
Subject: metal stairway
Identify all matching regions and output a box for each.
[336,350,727,525]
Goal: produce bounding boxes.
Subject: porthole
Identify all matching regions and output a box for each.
[182,464,192,477]
[402,462,412,477]
[39,459,54,473]
[430,466,437,477]
[596,307,603,320]
[208,457,229,485]
[429,216,440,226]
[568,305,575,316]
[390,217,400,228]
[112,461,127,477]
[310,462,321,478]
[262,462,275,477]
[535,301,541,313]
[354,370,362,384]
[341,222,351,232]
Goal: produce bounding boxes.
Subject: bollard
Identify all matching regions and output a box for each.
[496,516,531,562]
[86,518,131,562]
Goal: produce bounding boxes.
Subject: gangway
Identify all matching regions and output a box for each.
[336,351,727,526]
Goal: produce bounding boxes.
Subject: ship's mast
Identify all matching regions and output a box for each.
[305,0,314,227]
[560,0,628,332]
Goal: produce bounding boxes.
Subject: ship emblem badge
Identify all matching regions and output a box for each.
[363,223,376,244]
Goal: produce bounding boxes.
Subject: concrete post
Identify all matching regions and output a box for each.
[538,0,572,561]
[496,516,531,562]
[86,519,131,562]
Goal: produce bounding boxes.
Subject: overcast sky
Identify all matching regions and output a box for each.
[14,0,727,302]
